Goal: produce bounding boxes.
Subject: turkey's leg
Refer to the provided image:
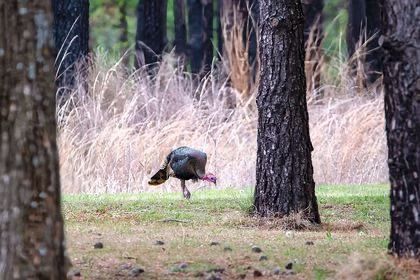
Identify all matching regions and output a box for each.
[181,180,191,199]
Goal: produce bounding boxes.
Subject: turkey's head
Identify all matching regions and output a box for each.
[202,173,217,185]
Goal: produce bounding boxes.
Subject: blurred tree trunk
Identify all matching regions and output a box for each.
[364,0,383,84]
[347,0,383,85]
[381,0,420,258]
[119,0,129,66]
[302,0,323,97]
[346,0,366,58]
[135,0,167,67]
[202,0,213,73]
[217,0,224,57]
[248,0,259,68]
[174,0,187,60]
[187,0,203,74]
[0,1,66,278]
[53,0,89,102]
[254,0,320,223]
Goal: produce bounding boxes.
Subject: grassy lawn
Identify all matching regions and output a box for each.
[64,184,400,279]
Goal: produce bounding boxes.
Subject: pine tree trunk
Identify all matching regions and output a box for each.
[202,0,213,73]
[381,0,420,258]
[254,0,320,223]
[187,0,203,74]
[302,0,323,96]
[52,0,89,100]
[135,0,167,67]
[0,1,66,278]
[364,0,383,84]
[346,0,366,58]
[174,0,187,58]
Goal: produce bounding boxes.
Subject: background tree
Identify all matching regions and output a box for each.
[135,0,167,67]
[381,0,420,257]
[346,0,383,85]
[187,0,203,74]
[53,0,89,100]
[0,1,66,278]
[254,0,320,223]
[302,0,324,95]
[174,0,187,59]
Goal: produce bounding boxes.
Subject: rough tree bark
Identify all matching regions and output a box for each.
[254,0,321,223]
[302,0,323,95]
[0,1,66,278]
[135,0,167,67]
[174,0,187,58]
[52,0,89,100]
[381,0,420,258]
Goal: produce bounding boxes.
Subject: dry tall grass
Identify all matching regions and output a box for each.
[57,45,387,193]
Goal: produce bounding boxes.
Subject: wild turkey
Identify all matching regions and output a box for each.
[148,146,217,199]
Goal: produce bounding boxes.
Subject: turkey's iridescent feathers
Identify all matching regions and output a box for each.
[148,146,207,185]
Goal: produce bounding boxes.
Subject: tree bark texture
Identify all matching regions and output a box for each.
[302,0,323,95]
[135,0,167,67]
[381,0,420,258]
[346,0,366,58]
[52,0,89,98]
[0,1,66,278]
[254,0,320,223]
[174,0,187,57]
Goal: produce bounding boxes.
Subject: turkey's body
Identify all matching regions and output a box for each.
[148,146,208,199]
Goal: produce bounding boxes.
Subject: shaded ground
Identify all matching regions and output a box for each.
[64,185,404,279]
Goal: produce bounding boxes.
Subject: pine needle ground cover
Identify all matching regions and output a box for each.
[63,185,417,279]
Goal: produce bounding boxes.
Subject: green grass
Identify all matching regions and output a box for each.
[64,185,397,279]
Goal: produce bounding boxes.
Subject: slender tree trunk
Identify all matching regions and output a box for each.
[119,0,129,66]
[254,0,320,223]
[174,0,187,58]
[302,0,323,96]
[346,0,366,58]
[364,0,383,84]
[52,0,89,101]
[135,0,167,67]
[381,0,420,258]
[248,0,259,67]
[217,0,224,57]
[202,0,213,73]
[187,0,203,74]
[0,1,66,278]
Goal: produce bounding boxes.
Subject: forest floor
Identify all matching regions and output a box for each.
[64,185,416,279]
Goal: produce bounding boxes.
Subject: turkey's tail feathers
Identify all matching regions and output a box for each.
[148,169,168,185]
[148,153,171,186]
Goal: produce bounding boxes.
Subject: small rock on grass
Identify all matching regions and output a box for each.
[285,262,293,270]
[273,267,281,275]
[210,241,220,246]
[305,241,314,246]
[130,267,145,277]
[259,255,268,261]
[239,273,247,279]
[223,246,232,252]
[206,273,222,280]
[251,246,262,253]
[66,268,81,279]
[178,263,188,270]
[154,240,165,245]
[253,270,263,277]
[93,242,103,249]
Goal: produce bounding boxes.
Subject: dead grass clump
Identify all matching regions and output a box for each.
[335,253,414,280]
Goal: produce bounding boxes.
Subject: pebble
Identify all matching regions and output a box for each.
[273,267,281,275]
[253,269,263,277]
[305,241,314,246]
[259,255,268,261]
[178,263,188,270]
[251,246,262,253]
[93,242,103,249]
[285,262,293,270]
[206,273,222,280]
[223,246,232,252]
[210,241,220,246]
[154,240,165,245]
[130,267,144,277]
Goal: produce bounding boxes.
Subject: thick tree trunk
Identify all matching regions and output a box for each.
[302,0,323,96]
[381,0,420,258]
[135,0,167,67]
[254,0,320,223]
[174,0,187,58]
[346,0,366,58]
[52,0,89,100]
[0,1,66,278]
